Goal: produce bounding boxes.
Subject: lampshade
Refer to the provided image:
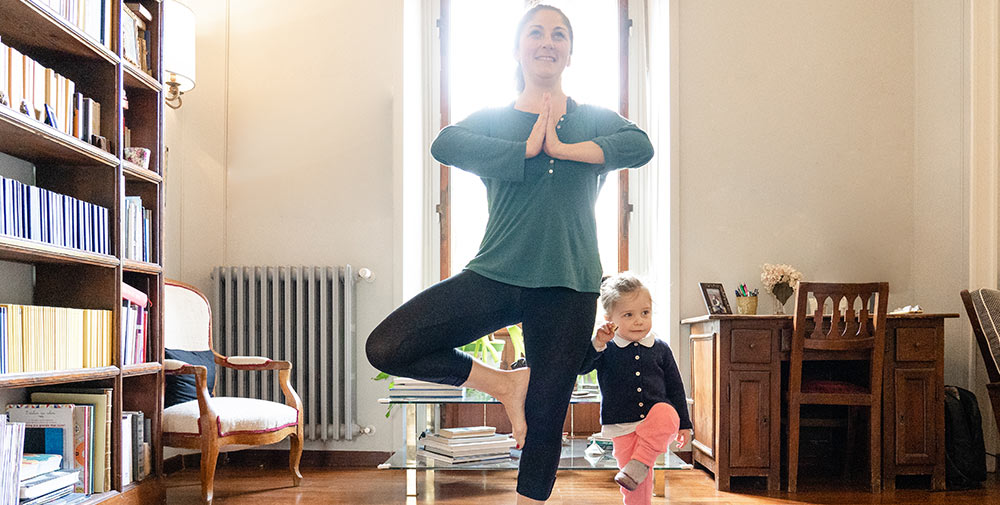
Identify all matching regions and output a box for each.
[163,0,196,93]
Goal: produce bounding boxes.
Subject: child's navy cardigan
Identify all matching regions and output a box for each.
[580,334,693,429]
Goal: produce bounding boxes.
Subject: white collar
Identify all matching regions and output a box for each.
[613,331,655,348]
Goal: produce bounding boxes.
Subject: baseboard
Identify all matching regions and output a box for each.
[164,450,392,473]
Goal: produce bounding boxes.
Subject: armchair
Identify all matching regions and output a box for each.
[959,289,1000,440]
[162,279,303,504]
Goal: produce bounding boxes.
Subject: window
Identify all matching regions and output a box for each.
[437,0,631,280]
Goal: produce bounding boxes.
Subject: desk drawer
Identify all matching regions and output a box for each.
[896,328,936,362]
[731,330,771,363]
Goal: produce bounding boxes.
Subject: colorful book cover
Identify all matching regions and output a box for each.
[5,404,74,472]
[71,404,92,494]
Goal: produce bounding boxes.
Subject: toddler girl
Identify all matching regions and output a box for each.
[580,272,692,505]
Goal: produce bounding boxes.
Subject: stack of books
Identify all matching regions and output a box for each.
[417,426,516,465]
[388,378,463,400]
[18,467,84,505]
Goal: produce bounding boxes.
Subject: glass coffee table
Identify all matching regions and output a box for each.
[377,388,692,497]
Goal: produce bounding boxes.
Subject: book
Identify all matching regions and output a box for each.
[5,404,75,473]
[68,405,92,494]
[438,426,497,439]
[19,454,62,481]
[416,449,512,466]
[388,378,463,398]
[125,2,153,22]
[30,390,111,493]
[19,470,79,500]
[123,411,144,480]
[420,434,516,457]
[20,483,72,505]
[120,413,132,486]
[0,38,7,107]
[1,416,27,505]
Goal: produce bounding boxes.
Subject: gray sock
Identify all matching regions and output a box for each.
[622,458,649,483]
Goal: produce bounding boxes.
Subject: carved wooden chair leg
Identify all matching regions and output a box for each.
[869,404,881,492]
[787,400,800,493]
[200,445,219,504]
[290,429,304,486]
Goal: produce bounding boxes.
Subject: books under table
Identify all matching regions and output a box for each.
[388,378,463,399]
[418,430,516,465]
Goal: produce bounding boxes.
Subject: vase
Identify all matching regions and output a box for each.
[771,292,786,315]
[771,282,794,315]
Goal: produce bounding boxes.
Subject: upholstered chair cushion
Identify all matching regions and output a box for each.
[164,349,217,408]
[162,397,299,437]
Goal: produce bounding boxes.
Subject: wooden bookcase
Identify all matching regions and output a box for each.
[0,1,166,503]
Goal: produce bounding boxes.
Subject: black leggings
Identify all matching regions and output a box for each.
[366,270,598,500]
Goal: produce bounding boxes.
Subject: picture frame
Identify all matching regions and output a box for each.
[699,282,732,315]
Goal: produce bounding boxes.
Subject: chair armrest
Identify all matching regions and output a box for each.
[211,355,303,416]
[216,355,291,371]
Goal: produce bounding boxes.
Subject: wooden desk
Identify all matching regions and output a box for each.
[681,313,958,491]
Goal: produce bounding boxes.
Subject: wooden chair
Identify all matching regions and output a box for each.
[162,279,304,504]
[959,289,1000,439]
[787,282,888,492]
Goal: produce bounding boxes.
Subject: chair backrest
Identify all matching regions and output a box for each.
[792,282,889,352]
[789,282,889,395]
[164,279,213,352]
[960,288,1000,384]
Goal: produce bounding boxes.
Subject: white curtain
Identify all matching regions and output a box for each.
[629,0,676,349]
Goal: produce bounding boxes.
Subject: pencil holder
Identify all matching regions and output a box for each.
[737,296,758,315]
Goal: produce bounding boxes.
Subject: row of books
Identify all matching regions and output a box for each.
[123,196,151,263]
[417,426,515,465]
[32,0,114,50]
[0,38,105,144]
[3,388,115,497]
[388,378,464,399]
[120,411,151,486]
[120,283,150,367]
[0,415,25,505]
[0,176,110,255]
[0,304,113,374]
[121,3,154,76]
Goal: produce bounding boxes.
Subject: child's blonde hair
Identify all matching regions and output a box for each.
[599,272,648,313]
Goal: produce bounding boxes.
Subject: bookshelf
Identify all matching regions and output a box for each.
[0,1,166,504]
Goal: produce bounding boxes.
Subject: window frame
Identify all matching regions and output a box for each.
[435,0,633,281]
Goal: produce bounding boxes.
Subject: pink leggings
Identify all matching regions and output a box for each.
[611,402,681,505]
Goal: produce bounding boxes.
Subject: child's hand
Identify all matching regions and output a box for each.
[593,322,617,348]
[673,429,691,449]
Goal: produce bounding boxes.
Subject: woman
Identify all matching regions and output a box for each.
[366,5,653,503]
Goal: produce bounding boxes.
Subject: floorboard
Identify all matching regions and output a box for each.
[164,465,1000,504]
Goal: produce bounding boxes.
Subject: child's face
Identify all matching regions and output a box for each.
[606,289,653,342]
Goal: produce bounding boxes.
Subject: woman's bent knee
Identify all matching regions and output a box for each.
[365,323,402,374]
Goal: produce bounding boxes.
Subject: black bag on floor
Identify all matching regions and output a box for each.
[944,385,987,489]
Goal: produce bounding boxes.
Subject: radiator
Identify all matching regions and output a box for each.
[210,265,359,441]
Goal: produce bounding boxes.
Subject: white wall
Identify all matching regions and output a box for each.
[164,0,984,456]
[164,0,403,452]
[677,0,916,320]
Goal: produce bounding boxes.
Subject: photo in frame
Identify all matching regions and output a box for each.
[699,282,732,315]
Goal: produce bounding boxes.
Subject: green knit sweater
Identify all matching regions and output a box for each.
[430,98,653,293]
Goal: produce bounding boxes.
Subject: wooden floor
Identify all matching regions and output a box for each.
[164,465,1000,504]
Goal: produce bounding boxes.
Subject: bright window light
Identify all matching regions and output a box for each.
[447,0,620,277]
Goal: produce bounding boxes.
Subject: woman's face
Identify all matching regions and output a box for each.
[516,9,572,84]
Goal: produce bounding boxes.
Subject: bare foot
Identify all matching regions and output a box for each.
[502,367,530,448]
[461,362,531,448]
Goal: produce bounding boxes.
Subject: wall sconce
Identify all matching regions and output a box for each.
[163,0,196,109]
